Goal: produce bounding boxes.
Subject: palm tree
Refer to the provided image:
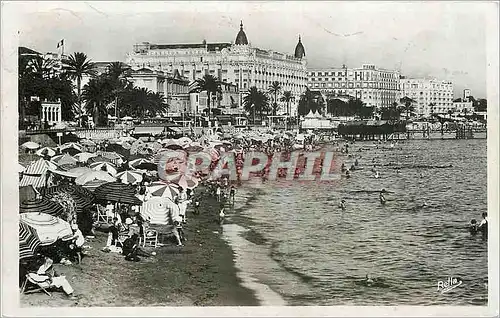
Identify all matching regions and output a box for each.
[149,91,168,116]
[243,86,269,125]
[63,52,96,126]
[268,81,281,117]
[82,77,112,127]
[31,56,56,79]
[193,74,221,124]
[400,96,415,122]
[280,91,294,116]
[106,61,131,118]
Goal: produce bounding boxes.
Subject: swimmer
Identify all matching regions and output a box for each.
[365,274,374,286]
[379,189,387,205]
[396,169,401,174]
[341,163,346,172]
[345,170,351,179]
[339,199,346,211]
[355,158,359,166]
[469,219,478,235]
[374,171,380,179]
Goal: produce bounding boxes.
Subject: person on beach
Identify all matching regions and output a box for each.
[229,186,236,206]
[216,184,222,202]
[69,223,85,264]
[28,256,77,300]
[345,169,351,179]
[379,189,387,205]
[219,205,225,226]
[178,187,188,224]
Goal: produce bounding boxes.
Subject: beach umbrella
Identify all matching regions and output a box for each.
[44,191,78,223]
[176,137,193,147]
[165,144,184,151]
[60,142,82,152]
[147,181,180,199]
[21,141,40,150]
[75,170,116,185]
[74,152,98,163]
[19,159,58,189]
[96,151,124,166]
[43,184,94,214]
[129,158,152,169]
[88,155,114,165]
[79,139,96,147]
[67,167,93,176]
[18,163,26,173]
[184,142,204,153]
[89,162,117,176]
[36,147,56,158]
[140,197,178,225]
[94,182,142,205]
[121,116,133,120]
[116,170,143,185]
[81,179,108,192]
[19,198,65,218]
[134,162,158,171]
[20,212,73,246]
[19,222,41,259]
[51,153,78,166]
[170,174,199,189]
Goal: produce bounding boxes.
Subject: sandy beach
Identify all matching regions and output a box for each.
[20,190,259,307]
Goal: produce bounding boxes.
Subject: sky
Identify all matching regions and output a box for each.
[14,1,493,98]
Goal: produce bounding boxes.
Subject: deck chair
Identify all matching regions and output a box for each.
[20,274,52,296]
[143,229,158,248]
[96,205,114,224]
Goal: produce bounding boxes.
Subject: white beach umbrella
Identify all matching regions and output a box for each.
[21,141,40,150]
[74,152,98,163]
[116,170,143,185]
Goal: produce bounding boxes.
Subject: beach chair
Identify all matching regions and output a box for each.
[20,274,52,296]
[143,229,158,248]
[96,205,114,224]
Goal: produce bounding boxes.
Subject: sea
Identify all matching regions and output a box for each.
[222,138,488,306]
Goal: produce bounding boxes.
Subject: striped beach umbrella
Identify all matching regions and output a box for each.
[19,222,41,259]
[129,158,151,169]
[147,181,180,199]
[20,212,73,246]
[89,162,117,176]
[140,196,177,225]
[94,182,142,205]
[43,184,94,214]
[116,170,143,185]
[18,163,26,173]
[19,198,65,218]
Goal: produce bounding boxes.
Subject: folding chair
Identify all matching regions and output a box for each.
[96,205,114,224]
[20,274,52,296]
[143,229,158,248]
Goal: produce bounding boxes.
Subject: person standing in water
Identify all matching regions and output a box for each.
[379,189,387,205]
[339,199,346,211]
[478,212,488,239]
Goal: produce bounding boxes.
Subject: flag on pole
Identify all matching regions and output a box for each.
[57,39,64,48]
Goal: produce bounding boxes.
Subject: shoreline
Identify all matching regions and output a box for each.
[20,188,260,307]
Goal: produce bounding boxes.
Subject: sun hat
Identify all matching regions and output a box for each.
[125,218,133,225]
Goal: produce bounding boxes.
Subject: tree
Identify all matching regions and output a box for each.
[193,75,221,123]
[82,76,113,126]
[400,96,415,122]
[62,52,96,126]
[268,81,282,116]
[105,61,131,118]
[243,86,269,124]
[298,88,317,116]
[280,91,294,116]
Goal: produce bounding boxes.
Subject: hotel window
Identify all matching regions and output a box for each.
[335,83,340,88]
[328,83,332,87]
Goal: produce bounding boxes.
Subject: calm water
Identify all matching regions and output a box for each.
[228,139,488,306]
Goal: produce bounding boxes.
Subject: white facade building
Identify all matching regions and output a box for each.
[126,22,308,116]
[307,64,400,109]
[400,77,454,116]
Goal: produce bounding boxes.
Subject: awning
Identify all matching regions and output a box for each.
[134,126,165,135]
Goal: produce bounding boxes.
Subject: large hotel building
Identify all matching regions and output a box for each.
[307,64,401,109]
[400,77,454,116]
[126,22,308,115]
